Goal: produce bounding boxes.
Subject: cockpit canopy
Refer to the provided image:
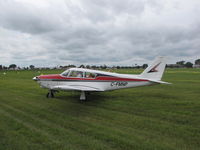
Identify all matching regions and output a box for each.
[61,69,96,78]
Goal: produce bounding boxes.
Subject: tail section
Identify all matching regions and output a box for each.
[140,56,167,80]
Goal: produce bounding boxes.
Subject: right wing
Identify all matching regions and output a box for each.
[51,85,103,91]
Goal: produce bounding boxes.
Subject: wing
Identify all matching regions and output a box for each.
[51,85,103,91]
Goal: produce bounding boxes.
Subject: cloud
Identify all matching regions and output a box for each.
[0,0,200,67]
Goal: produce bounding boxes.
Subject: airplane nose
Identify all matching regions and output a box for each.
[33,76,38,81]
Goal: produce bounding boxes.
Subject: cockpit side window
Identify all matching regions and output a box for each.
[85,72,96,78]
[69,71,83,78]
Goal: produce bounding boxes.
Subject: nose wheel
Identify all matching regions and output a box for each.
[46,90,55,98]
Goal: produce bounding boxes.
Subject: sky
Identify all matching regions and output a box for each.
[0,0,200,67]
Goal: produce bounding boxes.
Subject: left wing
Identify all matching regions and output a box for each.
[51,85,103,91]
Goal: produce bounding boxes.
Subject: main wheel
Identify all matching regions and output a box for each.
[46,92,50,98]
[50,92,54,98]
[46,91,54,98]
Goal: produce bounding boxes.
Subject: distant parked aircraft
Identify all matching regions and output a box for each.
[33,57,170,100]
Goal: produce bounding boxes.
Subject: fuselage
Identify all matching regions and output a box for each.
[33,68,154,91]
[33,57,169,100]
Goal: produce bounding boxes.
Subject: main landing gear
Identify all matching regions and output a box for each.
[46,90,56,98]
[80,91,86,100]
[46,90,88,100]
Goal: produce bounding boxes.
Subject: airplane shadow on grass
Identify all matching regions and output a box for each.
[56,91,112,103]
[52,89,166,103]
[47,92,116,117]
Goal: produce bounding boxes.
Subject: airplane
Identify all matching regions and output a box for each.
[33,57,170,100]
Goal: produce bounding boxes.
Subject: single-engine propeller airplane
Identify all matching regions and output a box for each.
[33,57,170,100]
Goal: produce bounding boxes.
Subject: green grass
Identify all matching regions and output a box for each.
[0,68,200,150]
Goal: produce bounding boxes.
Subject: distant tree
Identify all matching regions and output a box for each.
[185,62,193,68]
[100,65,107,69]
[0,65,2,70]
[9,64,17,69]
[176,61,185,65]
[136,65,140,69]
[116,66,121,69]
[79,64,85,68]
[91,65,97,69]
[195,59,200,65]
[68,65,76,68]
[63,66,68,68]
[29,65,35,69]
[3,66,8,70]
[142,64,148,69]
[86,65,90,69]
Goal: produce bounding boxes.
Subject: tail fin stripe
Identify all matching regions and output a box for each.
[140,56,167,80]
[147,62,161,73]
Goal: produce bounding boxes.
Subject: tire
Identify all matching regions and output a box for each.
[46,92,50,98]
[51,92,54,98]
[46,91,54,98]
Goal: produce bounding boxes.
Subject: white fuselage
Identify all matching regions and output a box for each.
[33,57,168,100]
[35,68,154,92]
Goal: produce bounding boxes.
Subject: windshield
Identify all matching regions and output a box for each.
[61,70,70,77]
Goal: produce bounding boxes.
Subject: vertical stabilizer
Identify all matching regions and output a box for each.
[140,57,167,80]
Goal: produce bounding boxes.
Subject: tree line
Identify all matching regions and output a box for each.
[0,59,200,70]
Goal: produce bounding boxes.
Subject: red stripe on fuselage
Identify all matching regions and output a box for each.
[38,74,148,82]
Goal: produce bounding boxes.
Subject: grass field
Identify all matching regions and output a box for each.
[0,68,200,150]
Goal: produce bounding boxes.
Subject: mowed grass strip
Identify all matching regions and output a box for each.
[0,94,181,150]
[0,92,172,150]
[0,104,113,150]
[0,69,200,150]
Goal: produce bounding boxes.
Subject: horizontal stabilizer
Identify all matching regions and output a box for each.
[149,79,171,84]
